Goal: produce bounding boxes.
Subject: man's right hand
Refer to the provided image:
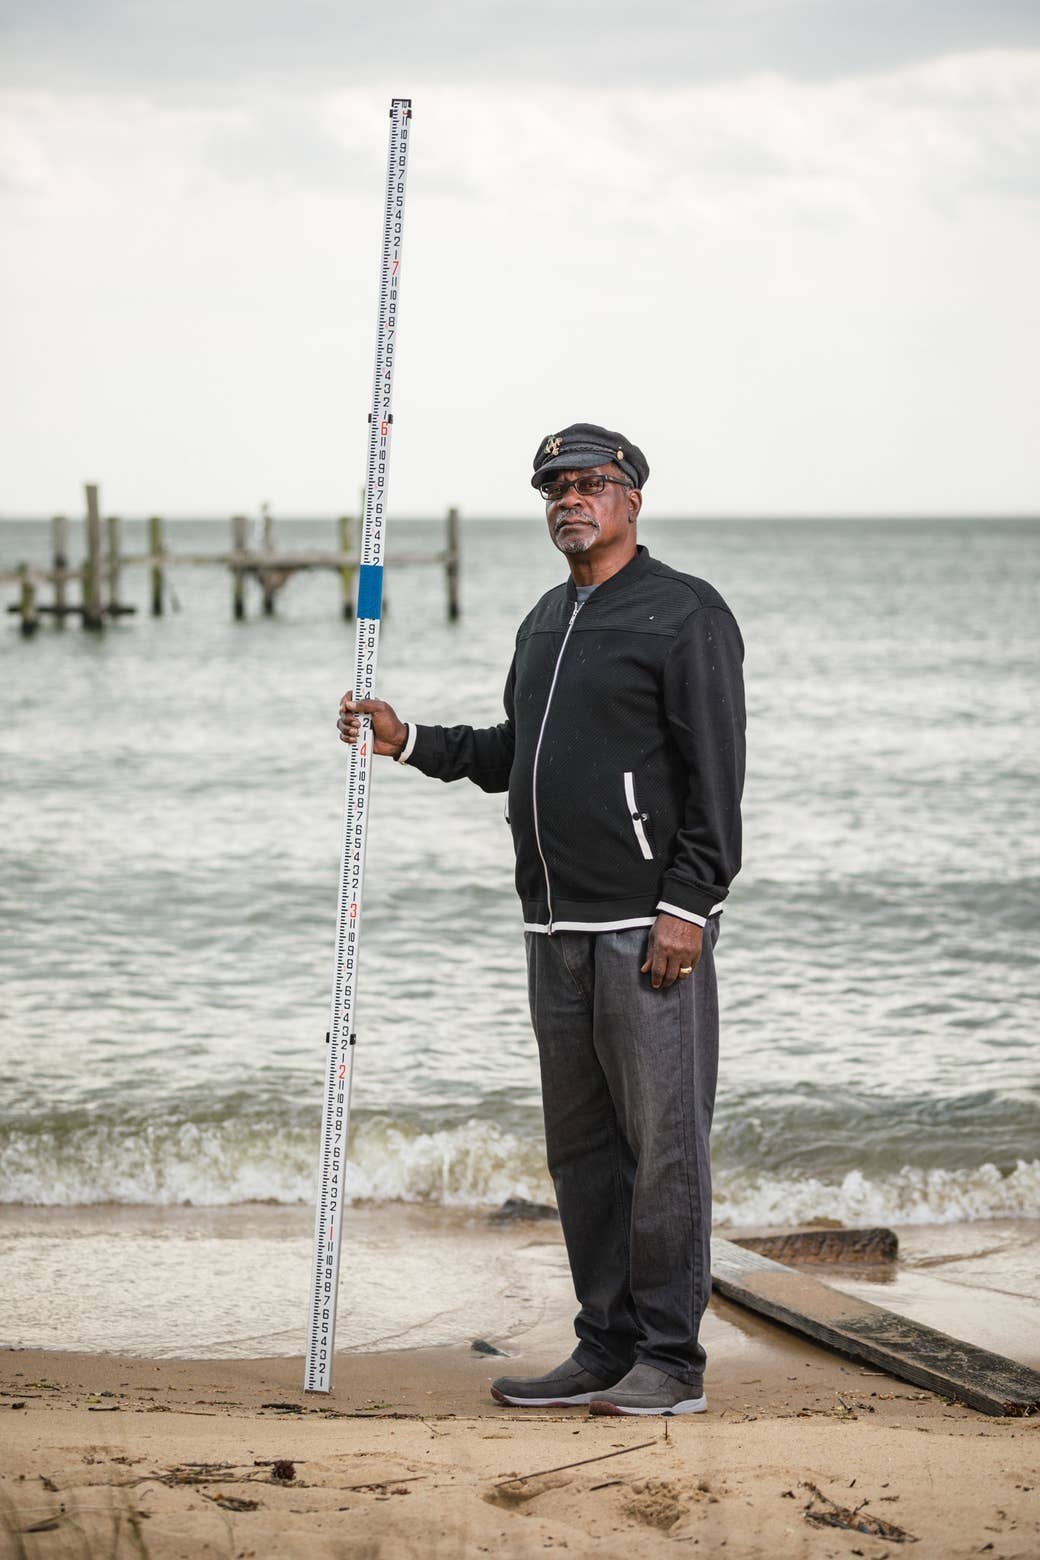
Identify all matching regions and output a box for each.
[337,694,408,757]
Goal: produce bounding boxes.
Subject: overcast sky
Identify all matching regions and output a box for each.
[2,1,1039,518]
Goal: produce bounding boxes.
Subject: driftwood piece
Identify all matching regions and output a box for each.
[802,1482,918,1542]
[711,1237,1040,1417]
[734,1227,899,1264]
[495,1438,657,1489]
[488,1198,560,1223]
[204,1493,260,1512]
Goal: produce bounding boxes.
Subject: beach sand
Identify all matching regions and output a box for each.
[2,1216,1038,1558]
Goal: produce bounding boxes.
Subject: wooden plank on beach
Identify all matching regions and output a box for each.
[711,1236,1040,1417]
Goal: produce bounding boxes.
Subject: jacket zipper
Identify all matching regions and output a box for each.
[531,599,582,934]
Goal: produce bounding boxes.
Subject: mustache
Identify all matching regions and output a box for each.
[554,513,600,534]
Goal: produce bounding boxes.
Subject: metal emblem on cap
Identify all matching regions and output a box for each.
[616,447,624,459]
[545,435,562,457]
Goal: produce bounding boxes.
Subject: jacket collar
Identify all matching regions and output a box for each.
[564,544,652,606]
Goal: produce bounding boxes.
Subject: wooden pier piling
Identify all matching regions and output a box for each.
[338,514,355,620]
[446,505,460,621]
[149,516,165,616]
[18,563,39,637]
[231,515,249,621]
[82,484,104,630]
[106,515,122,615]
[260,510,277,616]
[52,516,68,624]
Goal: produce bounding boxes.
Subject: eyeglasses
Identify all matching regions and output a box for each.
[539,474,633,502]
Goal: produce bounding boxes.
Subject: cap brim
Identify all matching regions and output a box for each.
[530,449,625,489]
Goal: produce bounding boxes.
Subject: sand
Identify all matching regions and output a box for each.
[2,1218,1039,1557]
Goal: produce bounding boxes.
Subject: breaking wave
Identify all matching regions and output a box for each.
[0,1116,550,1209]
[713,1160,1040,1227]
[1,1115,1037,1225]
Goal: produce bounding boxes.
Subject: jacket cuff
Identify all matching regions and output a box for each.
[395,724,418,764]
[656,900,707,928]
[658,876,726,921]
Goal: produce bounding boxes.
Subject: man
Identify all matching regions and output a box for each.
[338,423,745,1416]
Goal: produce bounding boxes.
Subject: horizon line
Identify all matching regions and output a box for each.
[2,511,1038,525]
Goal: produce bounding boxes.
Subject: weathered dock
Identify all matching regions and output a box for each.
[3,484,461,634]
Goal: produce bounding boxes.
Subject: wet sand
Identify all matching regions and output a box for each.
[1,1216,1038,1556]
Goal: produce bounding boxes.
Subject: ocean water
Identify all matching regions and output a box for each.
[1,515,1038,1232]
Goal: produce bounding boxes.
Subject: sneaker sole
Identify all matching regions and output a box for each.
[589,1393,708,1417]
[490,1386,602,1407]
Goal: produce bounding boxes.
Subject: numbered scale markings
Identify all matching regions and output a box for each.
[306,97,412,1394]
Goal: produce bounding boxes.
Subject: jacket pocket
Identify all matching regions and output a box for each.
[623,772,654,861]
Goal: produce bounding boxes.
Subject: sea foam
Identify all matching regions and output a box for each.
[1,1115,1037,1225]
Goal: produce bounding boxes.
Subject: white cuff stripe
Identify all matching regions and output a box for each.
[656,900,715,927]
[396,724,418,764]
[524,916,656,935]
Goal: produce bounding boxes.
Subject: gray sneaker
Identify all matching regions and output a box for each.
[589,1363,707,1416]
[491,1359,621,1408]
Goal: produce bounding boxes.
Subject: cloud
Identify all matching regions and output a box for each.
[3,0,1040,94]
[204,103,367,194]
[1,55,1038,516]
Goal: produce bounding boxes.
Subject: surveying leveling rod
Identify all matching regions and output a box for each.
[305,97,413,1394]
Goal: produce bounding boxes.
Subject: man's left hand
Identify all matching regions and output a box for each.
[641,913,703,990]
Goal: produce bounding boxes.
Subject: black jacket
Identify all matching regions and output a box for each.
[407,546,746,931]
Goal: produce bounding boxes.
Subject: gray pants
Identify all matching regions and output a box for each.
[525,919,721,1386]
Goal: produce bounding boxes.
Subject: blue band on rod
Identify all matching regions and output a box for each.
[356,563,384,621]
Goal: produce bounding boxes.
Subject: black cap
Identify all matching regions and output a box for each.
[531,422,650,491]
